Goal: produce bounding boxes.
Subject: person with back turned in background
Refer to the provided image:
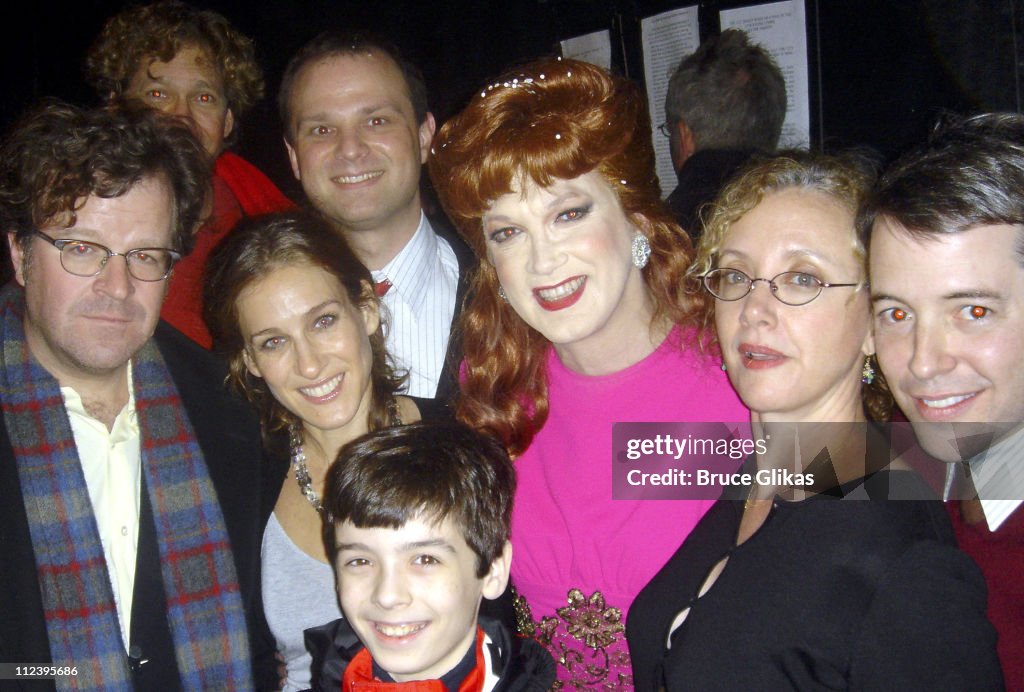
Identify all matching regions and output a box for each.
[0,101,273,690]
[661,29,786,241]
[278,31,475,403]
[86,0,293,349]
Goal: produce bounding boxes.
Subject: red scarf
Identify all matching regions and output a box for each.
[161,151,293,348]
[215,150,293,215]
[342,627,486,691]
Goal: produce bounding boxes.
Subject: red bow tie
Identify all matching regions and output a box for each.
[374,279,393,297]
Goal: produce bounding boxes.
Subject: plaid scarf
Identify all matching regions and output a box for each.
[0,285,252,691]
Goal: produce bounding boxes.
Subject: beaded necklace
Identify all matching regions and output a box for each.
[288,397,402,514]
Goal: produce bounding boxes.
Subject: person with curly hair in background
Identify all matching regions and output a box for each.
[429,57,747,689]
[86,0,292,349]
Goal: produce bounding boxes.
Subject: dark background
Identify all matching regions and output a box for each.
[1,0,1021,201]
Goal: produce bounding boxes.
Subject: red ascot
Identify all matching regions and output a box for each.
[342,627,486,691]
[374,279,393,297]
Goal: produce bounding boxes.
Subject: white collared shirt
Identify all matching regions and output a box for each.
[943,425,1024,531]
[63,366,141,649]
[372,212,459,398]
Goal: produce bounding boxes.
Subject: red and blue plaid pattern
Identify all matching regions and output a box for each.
[0,285,252,690]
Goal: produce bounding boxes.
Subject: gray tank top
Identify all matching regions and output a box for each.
[262,512,344,692]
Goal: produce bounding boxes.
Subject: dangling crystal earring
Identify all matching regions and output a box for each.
[631,233,651,269]
[721,363,727,372]
[861,355,875,384]
[498,286,508,302]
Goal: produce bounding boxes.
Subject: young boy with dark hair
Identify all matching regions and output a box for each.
[305,421,554,691]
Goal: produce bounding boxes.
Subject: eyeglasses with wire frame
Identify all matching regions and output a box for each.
[33,230,181,282]
[701,268,862,306]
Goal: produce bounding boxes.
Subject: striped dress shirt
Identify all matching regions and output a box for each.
[943,424,1024,530]
[372,213,458,398]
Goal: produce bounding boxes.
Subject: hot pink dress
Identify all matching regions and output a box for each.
[510,326,747,689]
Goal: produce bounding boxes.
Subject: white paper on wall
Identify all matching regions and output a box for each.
[560,30,613,71]
[640,5,701,198]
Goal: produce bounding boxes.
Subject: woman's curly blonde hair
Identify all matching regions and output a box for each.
[689,149,892,421]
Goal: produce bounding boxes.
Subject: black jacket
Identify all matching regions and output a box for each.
[429,213,477,407]
[627,466,1003,690]
[665,148,757,242]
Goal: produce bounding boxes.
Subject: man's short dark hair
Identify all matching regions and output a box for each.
[85,0,264,119]
[858,112,1024,262]
[278,30,429,141]
[0,100,210,255]
[665,29,786,152]
[322,421,515,578]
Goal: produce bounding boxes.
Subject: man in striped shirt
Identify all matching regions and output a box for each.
[280,31,473,401]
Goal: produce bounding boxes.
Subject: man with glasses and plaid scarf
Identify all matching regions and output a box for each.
[0,101,272,690]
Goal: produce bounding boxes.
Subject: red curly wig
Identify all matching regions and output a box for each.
[428,57,697,456]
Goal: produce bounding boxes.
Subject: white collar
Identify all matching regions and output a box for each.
[373,213,436,301]
[943,425,1024,531]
